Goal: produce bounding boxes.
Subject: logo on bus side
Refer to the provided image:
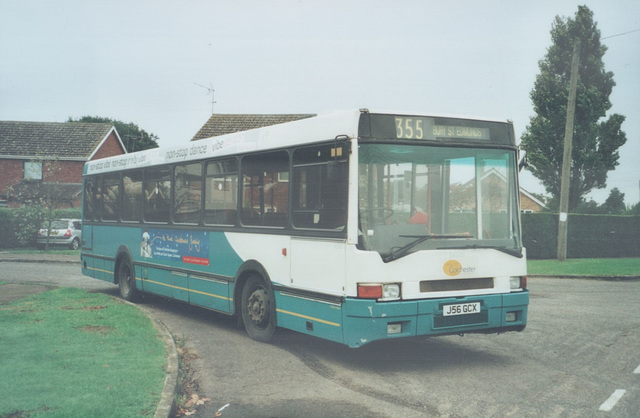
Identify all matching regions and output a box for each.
[443,259,476,276]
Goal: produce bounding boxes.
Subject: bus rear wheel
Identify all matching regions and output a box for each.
[117,256,139,302]
[241,275,276,342]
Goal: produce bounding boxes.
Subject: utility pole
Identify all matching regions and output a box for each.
[557,42,580,261]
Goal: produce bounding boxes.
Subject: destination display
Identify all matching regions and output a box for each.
[359,113,515,146]
[395,116,490,140]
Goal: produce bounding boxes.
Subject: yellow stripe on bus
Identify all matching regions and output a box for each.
[85,267,335,326]
[276,308,341,327]
[140,278,231,301]
[86,266,113,275]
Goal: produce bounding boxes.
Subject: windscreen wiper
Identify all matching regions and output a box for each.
[383,233,470,263]
[437,244,523,258]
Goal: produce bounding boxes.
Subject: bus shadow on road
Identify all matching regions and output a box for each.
[273,329,513,373]
[98,288,514,374]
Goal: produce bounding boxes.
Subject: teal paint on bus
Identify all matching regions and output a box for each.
[274,290,344,344]
[82,224,244,315]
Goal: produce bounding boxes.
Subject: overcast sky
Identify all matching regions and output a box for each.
[1,0,638,205]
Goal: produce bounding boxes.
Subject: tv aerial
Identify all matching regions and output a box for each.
[194,82,217,114]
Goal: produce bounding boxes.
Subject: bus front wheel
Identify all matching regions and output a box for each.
[241,275,276,342]
[117,256,139,303]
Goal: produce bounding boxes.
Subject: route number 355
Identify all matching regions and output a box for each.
[395,117,425,139]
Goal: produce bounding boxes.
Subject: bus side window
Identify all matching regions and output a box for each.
[122,170,143,222]
[292,144,348,230]
[241,151,289,228]
[102,173,120,222]
[83,178,95,221]
[144,166,171,223]
[174,162,202,224]
[204,159,238,226]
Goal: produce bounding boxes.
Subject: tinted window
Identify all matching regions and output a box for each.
[122,170,143,222]
[83,178,95,221]
[204,159,238,226]
[174,163,202,224]
[241,151,289,227]
[144,166,171,223]
[292,143,348,230]
[102,173,120,221]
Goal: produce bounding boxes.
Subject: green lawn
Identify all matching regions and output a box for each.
[0,287,166,417]
[527,257,640,276]
[0,247,81,255]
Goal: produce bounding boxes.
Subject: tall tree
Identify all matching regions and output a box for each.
[600,187,626,215]
[520,6,627,212]
[67,116,159,152]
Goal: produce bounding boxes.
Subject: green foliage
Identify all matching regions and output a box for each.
[520,6,627,212]
[12,204,45,247]
[0,208,80,248]
[627,202,640,216]
[522,213,557,259]
[573,188,626,214]
[54,208,82,219]
[600,187,626,214]
[523,212,640,259]
[0,209,18,248]
[67,116,159,152]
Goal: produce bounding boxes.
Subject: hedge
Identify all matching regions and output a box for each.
[522,213,640,259]
[0,208,82,248]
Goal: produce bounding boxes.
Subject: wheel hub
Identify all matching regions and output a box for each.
[247,289,268,326]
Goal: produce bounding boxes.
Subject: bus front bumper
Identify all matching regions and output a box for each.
[342,291,529,348]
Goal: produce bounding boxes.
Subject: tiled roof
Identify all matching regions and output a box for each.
[0,121,115,159]
[191,114,316,141]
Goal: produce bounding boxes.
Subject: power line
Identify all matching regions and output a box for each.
[602,28,640,40]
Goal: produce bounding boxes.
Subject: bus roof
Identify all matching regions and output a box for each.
[84,109,514,175]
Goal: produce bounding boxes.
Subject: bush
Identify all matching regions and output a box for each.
[522,213,640,259]
[53,208,82,219]
[0,207,82,248]
[13,205,45,247]
[0,209,18,248]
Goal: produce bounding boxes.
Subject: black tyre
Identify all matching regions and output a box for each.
[241,275,276,342]
[116,256,139,302]
[69,237,80,250]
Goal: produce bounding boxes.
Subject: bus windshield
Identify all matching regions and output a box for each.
[358,143,522,261]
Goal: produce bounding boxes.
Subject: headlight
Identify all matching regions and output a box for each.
[382,284,400,300]
[510,276,527,290]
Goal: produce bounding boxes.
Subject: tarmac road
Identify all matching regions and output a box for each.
[2,259,639,417]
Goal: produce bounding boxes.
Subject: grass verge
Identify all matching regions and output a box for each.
[0,287,166,417]
[527,257,640,277]
[0,248,81,256]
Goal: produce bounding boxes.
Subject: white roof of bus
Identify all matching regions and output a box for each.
[84,109,511,175]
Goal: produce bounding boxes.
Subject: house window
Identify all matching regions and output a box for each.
[24,161,42,180]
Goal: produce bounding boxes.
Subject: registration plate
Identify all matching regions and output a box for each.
[442,302,481,316]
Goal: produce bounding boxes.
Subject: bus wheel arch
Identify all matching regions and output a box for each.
[234,261,276,342]
[114,247,140,303]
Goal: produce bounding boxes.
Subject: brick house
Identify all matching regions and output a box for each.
[520,188,547,213]
[0,121,126,208]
